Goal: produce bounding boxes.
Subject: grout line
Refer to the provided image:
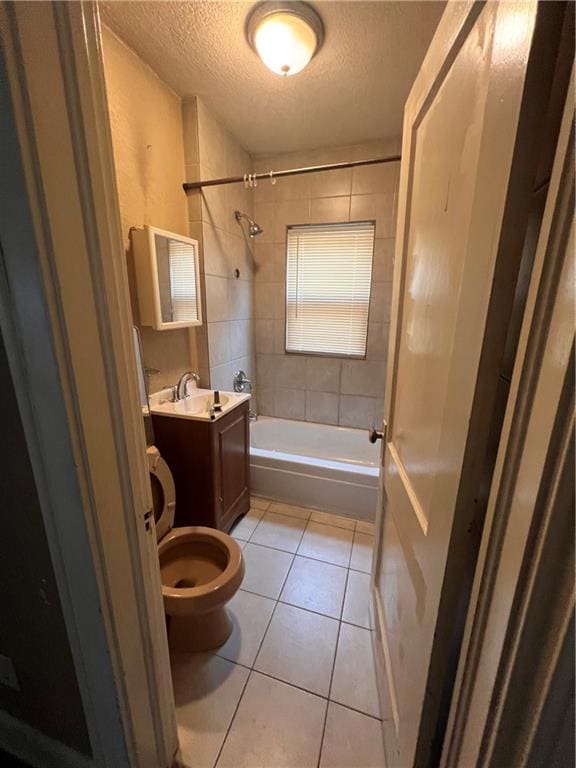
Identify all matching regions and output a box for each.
[274,596,342,624]
[340,568,351,623]
[211,665,251,768]
[212,578,281,767]
[317,615,343,768]
[243,533,361,570]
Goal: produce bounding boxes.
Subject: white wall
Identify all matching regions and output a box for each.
[102,27,200,392]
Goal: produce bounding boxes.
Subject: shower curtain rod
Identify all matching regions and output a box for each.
[182,154,401,192]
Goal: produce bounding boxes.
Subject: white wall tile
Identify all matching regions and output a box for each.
[305,392,339,425]
[341,360,386,397]
[352,160,400,196]
[310,167,352,199]
[366,323,389,362]
[229,319,253,358]
[254,282,278,319]
[310,196,350,224]
[371,238,395,282]
[275,355,307,389]
[256,354,277,388]
[252,201,276,243]
[255,318,274,353]
[229,278,252,320]
[205,275,230,322]
[350,193,395,237]
[369,282,393,324]
[273,199,310,243]
[257,387,274,415]
[274,388,305,419]
[201,185,228,233]
[305,358,341,392]
[339,395,381,430]
[208,321,231,366]
[254,243,285,283]
[202,222,229,277]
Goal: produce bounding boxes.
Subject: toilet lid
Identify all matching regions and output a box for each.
[146,446,176,542]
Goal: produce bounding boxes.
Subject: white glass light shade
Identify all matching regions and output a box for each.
[253,11,318,76]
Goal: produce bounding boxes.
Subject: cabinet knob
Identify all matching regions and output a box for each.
[368,429,384,443]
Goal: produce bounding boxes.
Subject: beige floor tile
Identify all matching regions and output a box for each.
[319,702,385,768]
[250,496,271,510]
[250,511,307,553]
[356,520,376,535]
[269,501,312,520]
[350,532,374,573]
[310,510,356,531]
[342,570,372,629]
[216,671,326,768]
[254,603,339,696]
[241,543,294,599]
[215,589,275,667]
[230,508,265,542]
[280,556,347,619]
[297,521,354,567]
[330,623,381,718]
[171,652,249,768]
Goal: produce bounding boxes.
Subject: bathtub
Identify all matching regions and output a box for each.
[250,417,380,521]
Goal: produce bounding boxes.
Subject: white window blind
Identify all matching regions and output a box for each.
[168,239,199,322]
[285,222,375,357]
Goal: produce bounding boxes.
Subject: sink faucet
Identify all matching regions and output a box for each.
[174,371,200,401]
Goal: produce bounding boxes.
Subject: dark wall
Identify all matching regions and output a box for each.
[0,327,90,755]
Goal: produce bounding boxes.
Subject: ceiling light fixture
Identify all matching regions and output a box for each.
[246,1,324,77]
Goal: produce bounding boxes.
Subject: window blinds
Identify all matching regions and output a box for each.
[168,239,199,322]
[285,222,375,357]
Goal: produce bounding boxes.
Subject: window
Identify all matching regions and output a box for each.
[285,221,375,357]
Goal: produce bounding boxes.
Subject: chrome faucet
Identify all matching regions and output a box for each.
[174,371,200,401]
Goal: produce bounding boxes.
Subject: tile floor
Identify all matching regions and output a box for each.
[173,498,385,768]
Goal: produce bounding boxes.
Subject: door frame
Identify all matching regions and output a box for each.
[440,68,574,768]
[0,2,176,766]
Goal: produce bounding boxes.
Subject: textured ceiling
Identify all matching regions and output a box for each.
[101,1,445,155]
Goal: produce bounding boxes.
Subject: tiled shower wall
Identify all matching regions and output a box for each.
[252,141,400,429]
[182,98,256,393]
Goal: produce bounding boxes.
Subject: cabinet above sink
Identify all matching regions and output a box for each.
[149,387,250,422]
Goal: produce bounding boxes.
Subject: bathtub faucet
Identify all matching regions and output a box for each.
[233,370,251,393]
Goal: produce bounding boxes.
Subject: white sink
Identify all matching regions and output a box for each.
[149,387,250,422]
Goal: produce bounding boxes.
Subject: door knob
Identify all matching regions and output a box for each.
[368,428,384,443]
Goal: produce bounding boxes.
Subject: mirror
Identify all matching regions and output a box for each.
[132,225,202,331]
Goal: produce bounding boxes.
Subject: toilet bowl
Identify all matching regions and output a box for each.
[147,446,244,652]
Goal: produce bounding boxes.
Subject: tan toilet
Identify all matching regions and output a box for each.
[147,445,244,652]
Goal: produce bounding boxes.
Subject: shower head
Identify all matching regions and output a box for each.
[235,210,263,238]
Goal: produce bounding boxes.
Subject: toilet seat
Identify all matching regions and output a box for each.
[147,445,176,541]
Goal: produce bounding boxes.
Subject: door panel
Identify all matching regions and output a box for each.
[372,2,560,766]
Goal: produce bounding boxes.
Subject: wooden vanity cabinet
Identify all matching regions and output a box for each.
[151,401,250,533]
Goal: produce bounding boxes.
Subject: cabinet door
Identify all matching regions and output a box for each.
[214,406,250,531]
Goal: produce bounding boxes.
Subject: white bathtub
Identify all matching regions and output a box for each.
[250,417,380,521]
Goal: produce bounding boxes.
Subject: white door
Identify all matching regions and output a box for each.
[371,2,562,766]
